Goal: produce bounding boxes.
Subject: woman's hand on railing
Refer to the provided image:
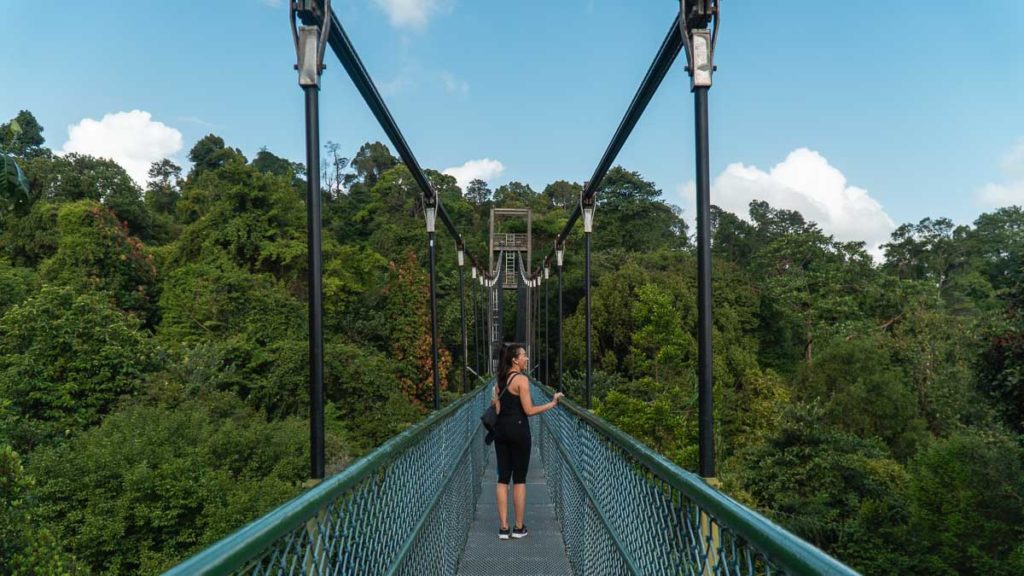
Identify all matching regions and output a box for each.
[552,392,565,404]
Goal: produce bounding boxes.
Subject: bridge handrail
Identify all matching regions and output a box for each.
[166,382,490,575]
[534,380,859,575]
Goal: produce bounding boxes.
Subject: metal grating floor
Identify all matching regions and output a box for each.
[457,441,573,576]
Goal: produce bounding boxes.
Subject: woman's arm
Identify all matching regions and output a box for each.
[514,375,562,416]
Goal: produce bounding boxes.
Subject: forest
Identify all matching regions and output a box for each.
[1,109,1022,575]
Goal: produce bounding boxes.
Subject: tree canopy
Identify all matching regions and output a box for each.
[1,110,1022,575]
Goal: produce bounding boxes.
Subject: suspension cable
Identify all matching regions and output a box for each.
[296,1,481,269]
[535,12,684,277]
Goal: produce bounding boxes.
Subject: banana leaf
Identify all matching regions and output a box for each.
[0,153,30,209]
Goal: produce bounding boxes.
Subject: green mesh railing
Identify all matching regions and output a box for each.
[532,381,860,576]
[166,383,491,576]
[167,376,858,575]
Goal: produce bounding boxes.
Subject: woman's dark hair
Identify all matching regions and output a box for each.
[498,343,524,392]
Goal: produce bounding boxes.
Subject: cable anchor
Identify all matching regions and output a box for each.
[679,0,720,90]
[292,0,332,87]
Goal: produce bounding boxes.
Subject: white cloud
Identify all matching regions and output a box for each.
[977,182,1024,207]
[676,148,895,258]
[61,110,183,187]
[443,158,505,191]
[440,71,469,97]
[260,0,282,7]
[976,139,1024,208]
[1001,139,1024,179]
[373,0,442,29]
[378,71,416,96]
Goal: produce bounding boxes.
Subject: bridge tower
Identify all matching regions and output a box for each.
[488,208,532,373]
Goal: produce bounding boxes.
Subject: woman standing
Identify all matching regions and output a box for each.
[493,343,563,540]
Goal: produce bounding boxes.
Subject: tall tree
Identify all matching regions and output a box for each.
[541,180,580,210]
[464,178,492,206]
[187,134,246,179]
[145,159,182,216]
[493,181,537,208]
[0,111,46,158]
[594,166,687,252]
[321,141,348,196]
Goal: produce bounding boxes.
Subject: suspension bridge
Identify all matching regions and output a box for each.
[167,2,859,574]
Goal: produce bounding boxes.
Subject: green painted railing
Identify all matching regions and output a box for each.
[166,383,491,576]
[167,376,858,575]
[532,381,860,576]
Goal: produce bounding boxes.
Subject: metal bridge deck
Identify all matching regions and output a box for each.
[457,442,573,576]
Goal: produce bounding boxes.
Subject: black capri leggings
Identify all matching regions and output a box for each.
[495,418,532,484]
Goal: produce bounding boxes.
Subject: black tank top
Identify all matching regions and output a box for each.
[498,371,526,420]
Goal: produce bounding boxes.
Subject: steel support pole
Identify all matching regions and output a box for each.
[428,230,441,410]
[558,263,564,392]
[544,273,549,385]
[303,85,325,480]
[584,232,592,409]
[473,284,480,375]
[458,256,467,393]
[694,85,715,479]
[480,284,486,374]
[533,285,538,370]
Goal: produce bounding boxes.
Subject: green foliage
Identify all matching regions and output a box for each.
[541,180,580,210]
[174,159,306,284]
[595,377,695,466]
[0,200,59,266]
[799,336,929,460]
[593,166,687,252]
[906,431,1024,575]
[0,153,31,211]
[158,256,303,345]
[0,117,1021,574]
[727,405,914,574]
[346,141,398,190]
[493,181,538,208]
[0,259,36,317]
[384,252,452,409]
[144,158,182,216]
[0,111,46,158]
[0,286,158,451]
[40,200,159,322]
[977,313,1024,432]
[323,342,422,453]
[187,134,246,179]
[22,153,157,240]
[464,178,492,205]
[1,444,84,575]
[27,393,315,575]
[251,147,303,181]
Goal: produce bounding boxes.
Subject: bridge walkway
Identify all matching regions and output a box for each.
[458,437,572,575]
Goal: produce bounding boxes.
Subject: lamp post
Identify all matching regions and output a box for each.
[425,201,441,410]
[681,0,719,481]
[556,243,564,392]
[294,2,330,480]
[582,197,595,409]
[458,246,468,393]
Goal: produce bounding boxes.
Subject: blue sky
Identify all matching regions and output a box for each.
[3,1,1023,253]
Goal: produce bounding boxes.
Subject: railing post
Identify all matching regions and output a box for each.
[458,246,468,393]
[582,197,595,409]
[425,200,441,410]
[556,243,564,392]
[295,5,328,480]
